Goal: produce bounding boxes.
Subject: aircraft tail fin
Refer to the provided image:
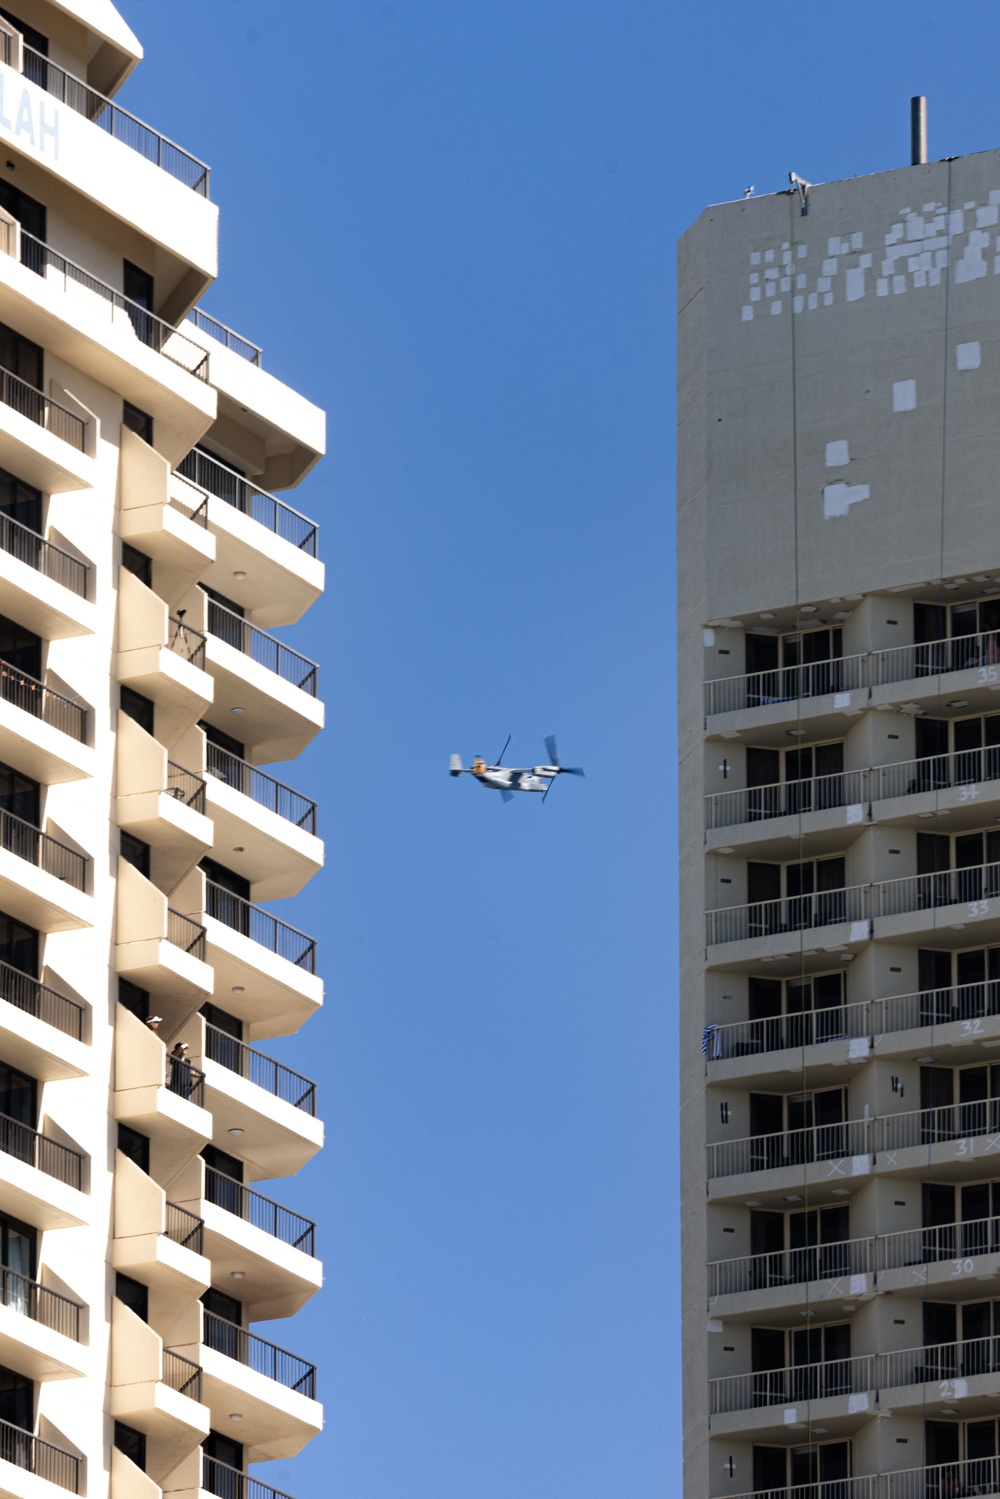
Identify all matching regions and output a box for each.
[449,753,463,777]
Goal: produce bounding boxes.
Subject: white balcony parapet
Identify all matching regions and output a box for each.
[190,310,262,366]
[179,449,318,558]
[706,885,869,946]
[709,1350,874,1415]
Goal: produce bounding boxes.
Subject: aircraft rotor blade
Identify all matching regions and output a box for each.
[544,734,559,767]
[496,733,512,766]
[561,766,585,776]
[499,787,514,804]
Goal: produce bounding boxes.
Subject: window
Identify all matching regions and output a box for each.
[123,262,155,347]
[0,615,40,680]
[745,740,845,818]
[919,945,1000,1025]
[204,1429,243,1495]
[917,828,1000,906]
[122,402,153,446]
[748,1088,847,1169]
[0,322,41,393]
[0,763,38,829]
[117,1124,150,1175]
[747,972,846,1048]
[748,1204,850,1287]
[113,1422,146,1473]
[121,544,152,588]
[923,1180,1000,1259]
[118,980,149,1024]
[114,1273,148,1324]
[202,1004,242,1072]
[0,8,47,55]
[920,1062,1000,1142]
[0,467,41,536]
[753,1442,849,1491]
[120,687,154,737]
[201,586,245,651]
[178,446,248,512]
[202,1287,243,1361]
[0,184,45,275]
[746,856,847,936]
[0,914,37,979]
[750,1323,851,1402]
[200,859,250,935]
[743,626,844,706]
[120,833,150,880]
[202,1144,242,1216]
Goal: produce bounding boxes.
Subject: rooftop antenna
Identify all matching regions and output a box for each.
[911,95,927,165]
[789,172,811,215]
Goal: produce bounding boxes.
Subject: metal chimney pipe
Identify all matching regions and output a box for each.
[911,96,927,165]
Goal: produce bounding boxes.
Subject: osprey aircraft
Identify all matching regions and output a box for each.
[450,735,584,803]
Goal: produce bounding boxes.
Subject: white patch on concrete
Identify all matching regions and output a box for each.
[893,379,916,411]
[834,692,852,708]
[852,1154,870,1175]
[957,341,981,370]
[845,267,865,301]
[877,279,888,296]
[850,1274,868,1295]
[706,1318,723,1333]
[978,204,999,227]
[741,306,753,321]
[770,300,782,315]
[848,1393,870,1415]
[783,1409,797,1425]
[826,440,850,467]
[702,629,716,646]
[850,919,871,942]
[849,1037,870,1059]
[823,482,870,519]
[846,803,863,824]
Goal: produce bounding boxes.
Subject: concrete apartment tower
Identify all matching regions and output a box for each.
[679,127,1000,1497]
[0,2,329,1497]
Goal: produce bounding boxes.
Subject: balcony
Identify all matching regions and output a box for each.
[112,1152,210,1321]
[0,511,92,642]
[0,1112,86,1231]
[0,1268,85,1381]
[707,1118,868,1182]
[705,884,869,958]
[199,1310,321,1461]
[0,362,93,496]
[111,1300,209,1460]
[191,311,262,365]
[180,328,325,492]
[203,879,320,1040]
[200,1165,320,1322]
[178,449,322,628]
[0,659,89,786]
[709,1351,874,1417]
[724,1484,874,1499]
[119,433,215,604]
[204,743,321,900]
[886,1459,1000,1498]
[201,598,322,764]
[0,961,86,1082]
[0,807,90,933]
[116,712,212,888]
[117,571,213,745]
[0,1416,81,1494]
[114,1005,212,1177]
[115,859,213,1017]
[202,1457,302,1499]
[186,1016,322,1179]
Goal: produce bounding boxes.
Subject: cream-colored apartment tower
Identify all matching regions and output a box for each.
[0,2,329,1496]
[679,150,1000,1499]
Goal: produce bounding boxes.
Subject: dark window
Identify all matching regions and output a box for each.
[201,587,245,652]
[122,402,153,446]
[0,468,40,534]
[202,1144,242,1216]
[120,833,150,880]
[0,322,41,391]
[202,1004,241,1039]
[0,1212,33,1281]
[199,859,250,901]
[0,184,45,276]
[200,721,245,759]
[121,545,152,588]
[202,1004,242,1072]
[0,8,47,54]
[203,1144,242,1180]
[202,1287,243,1356]
[204,1428,243,1493]
[0,914,36,978]
[201,585,244,619]
[0,1063,34,1128]
[118,981,149,1023]
[120,687,154,737]
[117,1124,150,1175]
[0,763,38,827]
[123,262,153,312]
[115,1273,148,1323]
[178,447,248,513]
[0,1364,31,1435]
[0,615,39,680]
[113,1422,146,1473]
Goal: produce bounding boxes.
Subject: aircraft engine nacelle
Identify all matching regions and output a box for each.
[535,765,558,776]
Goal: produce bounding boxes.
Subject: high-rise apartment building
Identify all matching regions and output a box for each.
[0,4,328,1497]
[678,145,1000,1497]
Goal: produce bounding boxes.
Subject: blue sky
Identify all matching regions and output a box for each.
[113,2,1000,1495]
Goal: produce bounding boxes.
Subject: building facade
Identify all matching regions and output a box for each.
[0,3,329,1496]
[678,150,1000,1497]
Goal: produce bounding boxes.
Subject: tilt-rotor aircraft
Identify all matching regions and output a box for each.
[450,735,584,803]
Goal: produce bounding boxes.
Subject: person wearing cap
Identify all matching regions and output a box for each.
[145,1015,162,1032]
[167,1041,203,1100]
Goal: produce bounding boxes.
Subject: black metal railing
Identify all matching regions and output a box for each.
[168,616,207,670]
[0,1414,79,1492]
[0,365,85,450]
[202,1311,315,1397]
[0,958,83,1039]
[190,311,262,366]
[204,1166,316,1255]
[203,1456,298,1499]
[164,1201,204,1255]
[163,1347,202,1400]
[178,449,318,556]
[22,46,209,195]
[204,600,318,694]
[167,908,206,962]
[0,1110,82,1188]
[17,231,208,378]
[205,881,316,972]
[0,660,86,740]
[167,761,206,814]
[168,472,209,528]
[205,742,317,833]
[0,807,86,889]
[205,1025,316,1114]
[0,1267,81,1340]
[0,511,88,597]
